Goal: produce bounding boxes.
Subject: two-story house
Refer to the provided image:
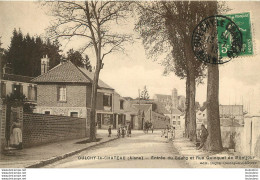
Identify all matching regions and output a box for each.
[1,64,37,103]
[32,60,115,129]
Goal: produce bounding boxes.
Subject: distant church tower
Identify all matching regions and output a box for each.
[172,88,178,109]
[41,55,50,75]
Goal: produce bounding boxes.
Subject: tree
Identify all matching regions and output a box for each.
[4,29,62,77]
[204,3,223,151]
[0,37,6,71]
[66,48,85,67]
[140,86,150,100]
[84,55,92,72]
[6,29,24,75]
[47,1,132,141]
[66,49,92,71]
[135,1,218,141]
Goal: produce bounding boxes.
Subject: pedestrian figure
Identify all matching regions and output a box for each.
[161,129,165,137]
[172,127,176,141]
[167,127,173,142]
[117,127,121,138]
[151,124,154,133]
[10,118,23,149]
[108,126,112,137]
[165,125,169,138]
[197,124,208,150]
[128,125,132,137]
[122,127,125,138]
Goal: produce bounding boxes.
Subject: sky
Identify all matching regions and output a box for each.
[1,1,260,113]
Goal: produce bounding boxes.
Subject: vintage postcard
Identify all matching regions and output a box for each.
[0,0,259,174]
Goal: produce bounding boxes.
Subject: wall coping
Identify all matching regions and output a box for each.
[245,114,260,118]
[24,112,86,120]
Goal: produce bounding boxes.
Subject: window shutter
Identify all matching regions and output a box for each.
[1,82,6,98]
[64,86,66,101]
[34,86,37,100]
[57,86,60,101]
[20,84,23,94]
[3,83,6,97]
[12,84,14,94]
[28,86,31,100]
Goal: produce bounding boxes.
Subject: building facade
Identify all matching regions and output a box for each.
[1,64,37,104]
[153,88,186,113]
[32,60,115,127]
[32,59,142,130]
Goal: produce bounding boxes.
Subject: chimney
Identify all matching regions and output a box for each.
[60,57,67,65]
[41,55,50,75]
[3,63,13,74]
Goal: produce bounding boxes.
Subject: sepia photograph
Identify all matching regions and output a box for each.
[0,0,259,177]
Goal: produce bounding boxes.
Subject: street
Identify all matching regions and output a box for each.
[45,131,190,168]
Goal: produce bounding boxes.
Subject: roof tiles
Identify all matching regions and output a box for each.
[32,61,113,90]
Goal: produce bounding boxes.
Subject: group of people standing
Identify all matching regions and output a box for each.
[161,125,175,142]
[117,125,132,138]
[108,124,132,138]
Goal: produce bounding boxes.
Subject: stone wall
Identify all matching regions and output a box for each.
[221,126,244,151]
[221,115,260,158]
[23,113,89,148]
[35,106,87,118]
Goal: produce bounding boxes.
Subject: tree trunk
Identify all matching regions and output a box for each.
[89,68,100,142]
[205,64,223,151]
[183,37,197,142]
[185,74,190,138]
[188,67,197,142]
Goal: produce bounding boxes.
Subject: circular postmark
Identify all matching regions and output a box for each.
[192,15,243,64]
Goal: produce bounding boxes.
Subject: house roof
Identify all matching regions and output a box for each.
[132,104,152,113]
[152,111,170,119]
[154,94,171,100]
[219,105,243,116]
[171,108,182,115]
[32,61,113,90]
[2,73,34,83]
[153,102,171,114]
[78,67,113,89]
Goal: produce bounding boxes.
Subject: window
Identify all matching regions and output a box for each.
[70,112,78,117]
[58,86,66,101]
[103,94,111,107]
[120,100,124,110]
[13,84,22,95]
[28,85,36,101]
[28,85,33,100]
[203,114,205,117]
[177,121,180,125]
[44,111,50,115]
[172,121,176,125]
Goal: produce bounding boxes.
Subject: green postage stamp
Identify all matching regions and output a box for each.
[218,12,253,58]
